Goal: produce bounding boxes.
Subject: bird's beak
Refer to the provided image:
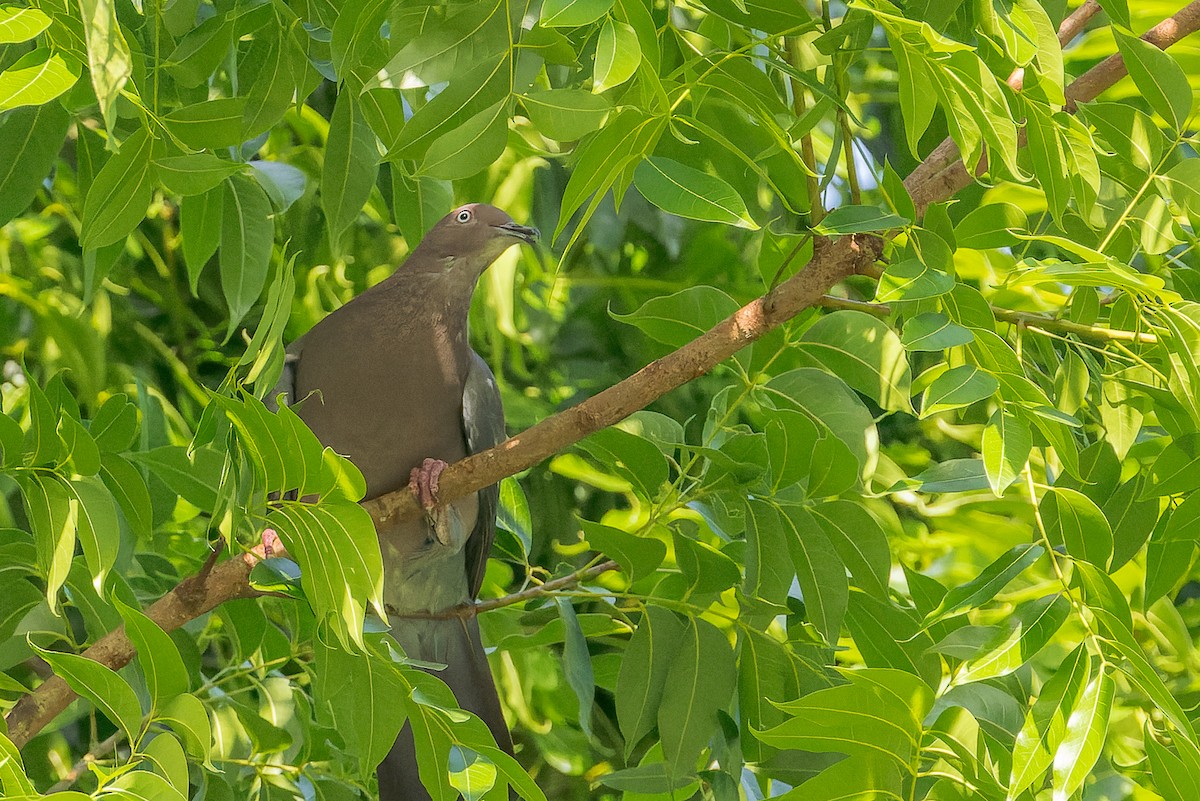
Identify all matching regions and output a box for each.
[493,221,540,244]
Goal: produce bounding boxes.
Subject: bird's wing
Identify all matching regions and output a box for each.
[461,350,505,599]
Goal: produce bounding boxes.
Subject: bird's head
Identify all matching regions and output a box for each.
[413,203,539,274]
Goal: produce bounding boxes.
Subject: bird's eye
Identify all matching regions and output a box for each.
[456,209,472,223]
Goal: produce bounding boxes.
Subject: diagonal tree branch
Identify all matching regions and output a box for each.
[902,0,1103,202]
[906,0,1200,215]
[8,2,1198,750]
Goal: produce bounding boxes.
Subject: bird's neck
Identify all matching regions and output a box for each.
[372,269,478,376]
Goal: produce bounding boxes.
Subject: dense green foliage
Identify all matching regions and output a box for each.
[1,0,1200,798]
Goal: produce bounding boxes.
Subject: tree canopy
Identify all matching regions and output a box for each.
[1,0,1200,799]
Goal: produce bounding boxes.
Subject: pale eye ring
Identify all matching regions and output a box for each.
[456,209,472,223]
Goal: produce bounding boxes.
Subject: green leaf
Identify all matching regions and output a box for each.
[956,594,1070,683]
[744,501,794,609]
[632,157,756,229]
[99,453,151,538]
[613,286,740,349]
[982,408,1030,495]
[78,0,131,128]
[242,29,297,139]
[421,99,508,180]
[221,174,274,339]
[775,756,903,801]
[1040,487,1113,568]
[555,108,664,242]
[1146,435,1200,497]
[0,47,79,111]
[143,730,188,795]
[0,730,36,796]
[954,202,1026,249]
[267,500,384,649]
[388,55,510,161]
[522,89,610,141]
[657,616,736,778]
[154,154,241,196]
[844,592,945,685]
[901,313,974,351]
[920,365,998,416]
[495,478,533,559]
[366,0,506,89]
[763,409,820,491]
[778,504,848,645]
[673,529,740,597]
[0,6,50,43]
[758,669,933,768]
[577,425,668,499]
[1114,32,1192,131]
[1051,668,1114,800]
[23,378,64,467]
[114,596,189,707]
[579,519,665,580]
[165,97,249,149]
[181,185,223,293]
[926,544,1045,623]
[107,768,187,801]
[90,393,138,452]
[0,101,69,227]
[814,204,908,235]
[32,643,143,742]
[391,172,453,243]
[810,500,891,599]
[166,15,234,88]
[448,745,497,801]
[131,445,223,510]
[81,128,155,250]
[1147,732,1200,801]
[16,472,74,610]
[795,310,912,413]
[66,476,118,593]
[875,257,955,302]
[541,0,614,27]
[249,161,307,213]
[1024,102,1072,224]
[323,92,379,248]
[1104,478,1158,569]
[555,597,595,738]
[313,631,408,773]
[0,574,40,644]
[762,367,876,472]
[1009,643,1091,794]
[594,18,639,92]
[158,692,213,760]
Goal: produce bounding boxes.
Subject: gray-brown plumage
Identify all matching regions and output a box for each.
[272,203,537,800]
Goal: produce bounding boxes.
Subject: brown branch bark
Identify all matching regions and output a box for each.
[5,552,262,748]
[363,234,883,527]
[905,0,1200,217]
[10,0,1195,752]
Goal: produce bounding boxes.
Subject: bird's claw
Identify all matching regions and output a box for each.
[409,458,448,510]
[251,528,283,560]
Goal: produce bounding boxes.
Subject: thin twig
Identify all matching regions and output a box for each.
[817,294,1159,343]
[785,37,824,224]
[47,729,126,793]
[395,560,623,620]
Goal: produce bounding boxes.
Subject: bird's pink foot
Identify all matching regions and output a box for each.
[251,528,284,560]
[409,458,448,510]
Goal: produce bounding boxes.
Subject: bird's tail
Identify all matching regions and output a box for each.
[377,616,512,801]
